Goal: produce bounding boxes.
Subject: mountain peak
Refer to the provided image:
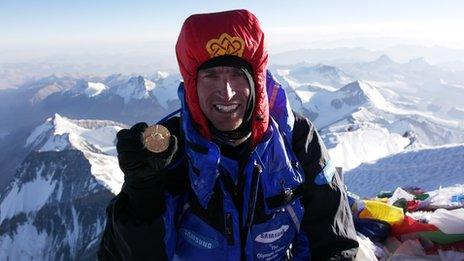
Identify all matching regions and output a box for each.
[371,54,395,65]
[66,80,108,98]
[407,57,430,68]
[337,80,388,109]
[25,114,122,155]
[153,71,170,81]
[113,75,155,103]
[84,82,108,97]
[283,64,352,89]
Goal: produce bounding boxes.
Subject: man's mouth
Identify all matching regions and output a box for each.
[213,104,239,113]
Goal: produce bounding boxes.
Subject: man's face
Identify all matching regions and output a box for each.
[197,66,250,131]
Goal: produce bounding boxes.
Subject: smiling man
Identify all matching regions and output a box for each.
[99,9,358,261]
[197,66,251,131]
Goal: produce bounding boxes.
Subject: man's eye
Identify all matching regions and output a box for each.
[201,72,217,79]
[232,70,245,77]
[205,73,218,78]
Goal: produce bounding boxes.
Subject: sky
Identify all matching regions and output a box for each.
[1,0,464,67]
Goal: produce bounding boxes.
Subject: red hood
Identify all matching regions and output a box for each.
[175,9,269,148]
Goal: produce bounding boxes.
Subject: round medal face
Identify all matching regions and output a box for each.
[143,124,171,153]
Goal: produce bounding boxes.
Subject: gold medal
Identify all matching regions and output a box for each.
[143,124,171,153]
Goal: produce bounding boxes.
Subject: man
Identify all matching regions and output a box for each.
[98,9,358,260]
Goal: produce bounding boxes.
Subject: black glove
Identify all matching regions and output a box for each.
[116,122,178,179]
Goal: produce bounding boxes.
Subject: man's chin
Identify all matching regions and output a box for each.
[213,122,242,132]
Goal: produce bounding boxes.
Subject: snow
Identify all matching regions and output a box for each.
[293,80,395,128]
[24,113,124,194]
[0,222,49,260]
[2,58,464,259]
[275,64,353,89]
[152,74,181,109]
[113,76,155,103]
[84,151,124,194]
[0,131,8,140]
[154,71,170,80]
[0,164,56,222]
[326,125,410,170]
[294,89,316,103]
[84,82,107,97]
[25,120,53,148]
[26,113,121,154]
[344,143,464,197]
[67,206,80,257]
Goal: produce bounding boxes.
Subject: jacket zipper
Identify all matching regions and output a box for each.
[241,164,262,260]
[225,212,234,245]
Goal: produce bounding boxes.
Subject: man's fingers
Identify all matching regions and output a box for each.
[116,137,145,153]
[130,122,148,133]
[116,123,149,153]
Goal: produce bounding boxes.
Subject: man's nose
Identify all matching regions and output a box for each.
[219,81,235,100]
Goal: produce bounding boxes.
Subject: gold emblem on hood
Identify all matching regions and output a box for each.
[206,33,245,58]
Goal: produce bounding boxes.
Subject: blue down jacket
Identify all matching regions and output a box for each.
[98,71,358,260]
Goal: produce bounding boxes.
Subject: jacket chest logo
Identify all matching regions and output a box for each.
[206,33,245,58]
[255,225,289,243]
[180,228,219,249]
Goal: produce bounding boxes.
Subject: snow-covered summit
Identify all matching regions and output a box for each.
[150,72,181,109]
[84,82,108,97]
[295,80,390,128]
[25,113,123,155]
[336,80,388,110]
[23,114,124,194]
[406,57,431,70]
[274,64,353,90]
[112,75,156,103]
[368,54,397,69]
[67,80,109,98]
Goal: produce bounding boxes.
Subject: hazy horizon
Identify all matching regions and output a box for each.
[2,1,464,88]
[2,1,464,58]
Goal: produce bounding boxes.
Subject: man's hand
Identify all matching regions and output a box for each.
[116,122,178,179]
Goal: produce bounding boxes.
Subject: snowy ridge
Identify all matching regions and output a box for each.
[24,113,124,194]
[344,143,464,197]
[84,82,108,97]
[0,221,49,260]
[274,64,353,89]
[0,148,112,259]
[336,80,388,110]
[150,72,181,109]
[325,124,410,170]
[296,80,393,128]
[68,118,127,130]
[113,75,155,103]
[25,113,121,155]
[0,164,55,222]
[31,72,181,108]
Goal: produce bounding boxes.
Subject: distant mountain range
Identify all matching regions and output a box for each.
[0,72,180,191]
[0,54,463,259]
[270,45,464,67]
[272,58,464,170]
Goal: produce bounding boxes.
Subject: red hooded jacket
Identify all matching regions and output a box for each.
[175,9,269,147]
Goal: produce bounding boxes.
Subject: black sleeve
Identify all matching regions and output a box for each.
[292,112,359,260]
[98,192,169,261]
[98,116,189,260]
